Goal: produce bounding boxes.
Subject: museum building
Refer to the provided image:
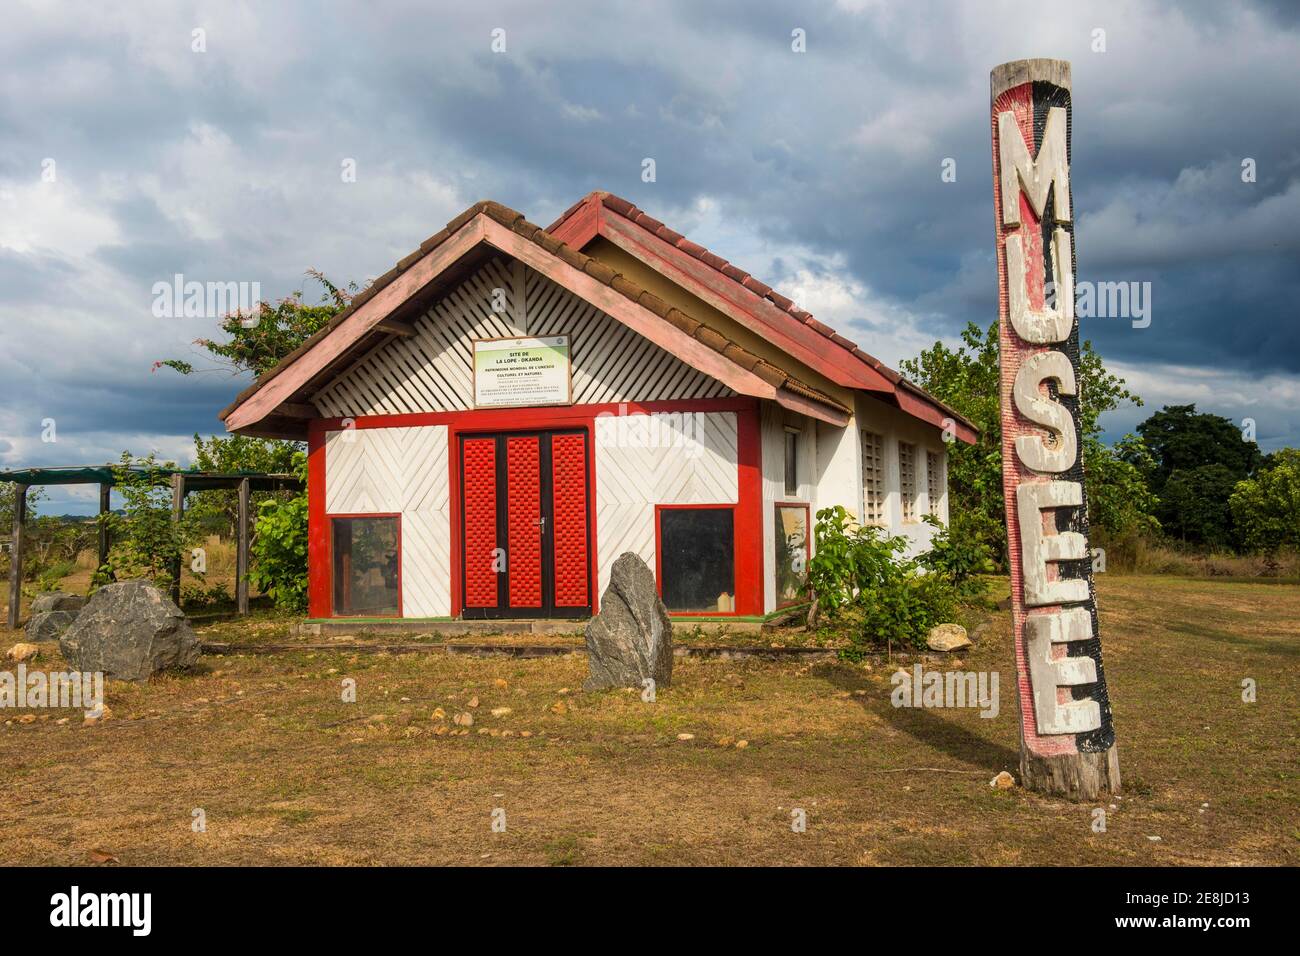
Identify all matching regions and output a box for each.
[219,192,977,621]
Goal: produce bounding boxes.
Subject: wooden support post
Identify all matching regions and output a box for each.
[97,483,111,571]
[170,473,185,607]
[236,477,251,615]
[7,483,27,630]
[990,59,1119,800]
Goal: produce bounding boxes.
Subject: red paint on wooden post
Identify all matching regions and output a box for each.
[991,58,1119,800]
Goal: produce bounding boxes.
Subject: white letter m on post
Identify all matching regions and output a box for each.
[999,107,1073,344]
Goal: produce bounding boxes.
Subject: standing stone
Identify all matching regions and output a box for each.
[31,592,86,614]
[25,610,78,643]
[59,580,200,681]
[584,553,673,691]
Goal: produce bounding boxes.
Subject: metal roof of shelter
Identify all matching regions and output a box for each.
[0,466,301,491]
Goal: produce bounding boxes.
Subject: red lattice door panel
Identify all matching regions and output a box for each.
[550,433,590,608]
[461,437,498,609]
[506,436,543,608]
[459,430,591,619]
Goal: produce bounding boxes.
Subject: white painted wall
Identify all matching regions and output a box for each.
[854,393,949,558]
[760,402,816,613]
[593,410,739,598]
[323,424,452,617]
[759,395,950,612]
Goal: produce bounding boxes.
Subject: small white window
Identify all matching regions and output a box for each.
[898,442,918,523]
[783,428,799,497]
[926,450,942,517]
[861,430,885,525]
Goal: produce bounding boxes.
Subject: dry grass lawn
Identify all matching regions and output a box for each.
[1,575,1295,866]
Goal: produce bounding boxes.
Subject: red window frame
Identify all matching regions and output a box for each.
[328,512,403,618]
[654,502,740,616]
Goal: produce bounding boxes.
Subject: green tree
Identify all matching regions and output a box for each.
[1136,405,1262,546]
[157,271,347,613]
[900,320,1146,566]
[1137,405,1262,489]
[156,270,353,377]
[1158,464,1241,548]
[248,453,310,612]
[1229,448,1300,553]
[1086,433,1161,542]
[186,433,302,539]
[98,453,205,588]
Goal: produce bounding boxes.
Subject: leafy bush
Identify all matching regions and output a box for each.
[917,514,993,602]
[248,453,309,612]
[35,558,77,593]
[807,506,979,649]
[97,453,205,589]
[181,581,235,611]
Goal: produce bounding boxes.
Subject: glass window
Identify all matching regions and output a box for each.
[898,442,918,522]
[861,430,885,525]
[332,516,400,616]
[774,504,809,608]
[658,507,735,612]
[783,429,799,497]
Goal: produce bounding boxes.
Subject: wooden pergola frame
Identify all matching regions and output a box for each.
[3,468,302,629]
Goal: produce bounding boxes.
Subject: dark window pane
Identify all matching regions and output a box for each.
[784,431,798,496]
[659,508,734,612]
[332,516,400,616]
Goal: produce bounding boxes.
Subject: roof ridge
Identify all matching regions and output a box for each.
[592,192,904,387]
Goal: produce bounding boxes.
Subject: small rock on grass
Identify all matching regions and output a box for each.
[677,733,695,741]
[990,771,1015,790]
[6,643,40,663]
[927,624,972,653]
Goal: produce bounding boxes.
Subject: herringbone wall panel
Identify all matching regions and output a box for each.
[324,425,451,617]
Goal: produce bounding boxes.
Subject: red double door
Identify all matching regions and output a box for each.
[459,430,592,619]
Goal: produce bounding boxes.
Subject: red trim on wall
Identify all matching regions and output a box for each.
[310,397,755,433]
[312,397,763,620]
[307,423,330,618]
[735,402,763,616]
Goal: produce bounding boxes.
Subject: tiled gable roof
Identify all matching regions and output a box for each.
[221,200,849,424]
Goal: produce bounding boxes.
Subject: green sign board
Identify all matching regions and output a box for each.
[472,335,572,408]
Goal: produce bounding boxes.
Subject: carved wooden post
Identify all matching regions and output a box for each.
[990,59,1120,800]
[170,473,185,607]
[97,482,111,571]
[7,483,26,629]
[236,477,251,615]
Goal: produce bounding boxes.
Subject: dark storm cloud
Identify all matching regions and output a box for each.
[1,0,1298,517]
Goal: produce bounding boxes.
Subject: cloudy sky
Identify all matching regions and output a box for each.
[2,0,1297,513]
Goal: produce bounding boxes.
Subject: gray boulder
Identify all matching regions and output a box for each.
[25,610,77,643]
[31,591,86,614]
[584,552,673,691]
[59,580,200,681]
